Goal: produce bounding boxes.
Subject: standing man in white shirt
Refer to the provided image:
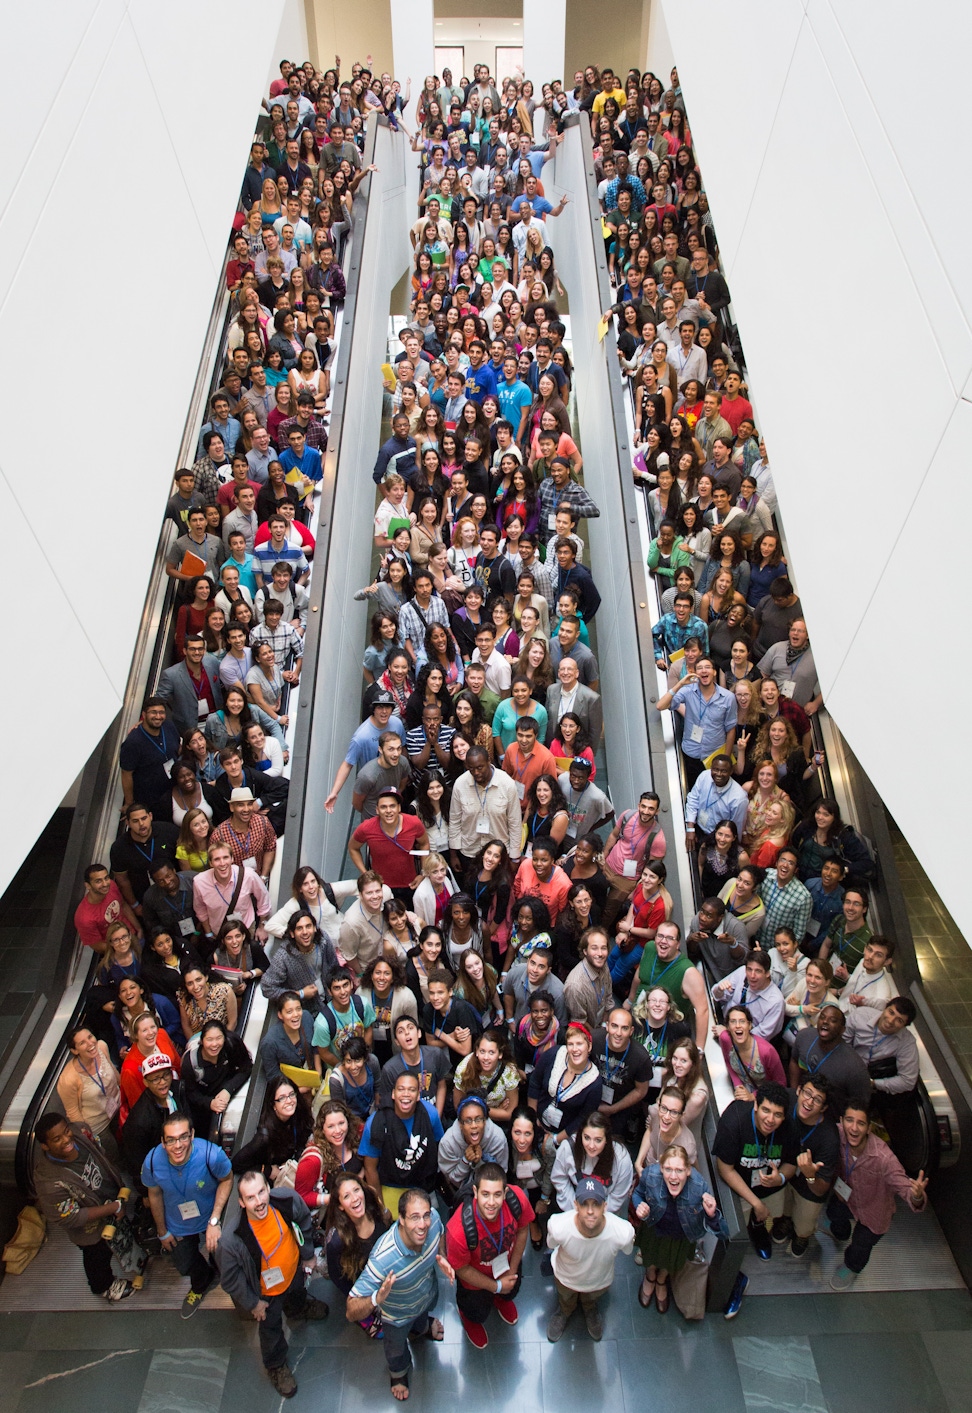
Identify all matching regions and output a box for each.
[545,1177,634,1342]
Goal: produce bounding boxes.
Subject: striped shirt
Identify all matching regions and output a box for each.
[349,1209,443,1324]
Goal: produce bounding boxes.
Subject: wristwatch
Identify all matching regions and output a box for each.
[208,1216,222,1227]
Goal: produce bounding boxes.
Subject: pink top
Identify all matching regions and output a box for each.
[719,1030,786,1093]
[836,1121,925,1235]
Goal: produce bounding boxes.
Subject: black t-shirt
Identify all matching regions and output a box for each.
[781,1089,840,1203]
[712,1097,786,1199]
[110,823,181,905]
[420,997,483,1064]
[592,1027,653,1107]
[379,1047,453,1105]
[561,862,610,913]
[118,723,183,817]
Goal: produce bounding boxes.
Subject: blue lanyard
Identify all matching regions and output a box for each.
[131,837,155,864]
[793,1102,821,1149]
[646,1021,668,1059]
[432,1000,452,1036]
[379,820,413,855]
[556,1066,587,1103]
[648,954,677,987]
[842,1137,861,1180]
[604,1040,629,1079]
[867,1029,889,1064]
[76,1055,107,1096]
[751,1110,773,1162]
[804,1042,835,1076]
[474,1200,506,1257]
[139,725,169,757]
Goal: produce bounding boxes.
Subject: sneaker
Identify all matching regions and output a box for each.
[771,1217,794,1245]
[789,1236,810,1259]
[493,1296,518,1325]
[297,1296,330,1321]
[584,1303,603,1341]
[102,1279,134,1303]
[460,1314,489,1349]
[723,1270,749,1320]
[267,1364,297,1399]
[181,1286,210,1320]
[748,1221,772,1261]
[829,1264,858,1291]
[546,1309,569,1343]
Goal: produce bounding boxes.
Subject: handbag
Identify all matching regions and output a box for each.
[2,1205,46,1274]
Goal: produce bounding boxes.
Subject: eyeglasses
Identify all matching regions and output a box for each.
[658,1105,683,1118]
[163,1133,192,1147]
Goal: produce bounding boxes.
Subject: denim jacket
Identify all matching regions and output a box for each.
[632,1163,729,1242]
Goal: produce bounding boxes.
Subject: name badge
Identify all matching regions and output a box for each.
[163,759,175,779]
[548,513,558,530]
[476,816,490,834]
[833,1176,852,1203]
[197,698,209,718]
[516,1158,539,1178]
[690,724,704,743]
[263,1265,285,1290]
[781,680,796,699]
[544,1104,563,1130]
[178,1200,201,1220]
[373,1024,389,1040]
[178,918,195,937]
[622,859,638,878]
[600,1084,615,1105]
[805,918,821,938]
[524,1064,534,1075]
[242,856,258,872]
[491,1250,511,1277]
[515,781,525,801]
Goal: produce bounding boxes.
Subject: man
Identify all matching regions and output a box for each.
[495,354,532,441]
[158,633,223,736]
[223,531,258,597]
[656,656,736,787]
[253,514,310,589]
[753,577,804,658]
[475,526,518,608]
[819,887,873,985]
[683,754,749,845]
[537,457,600,527]
[758,847,813,947]
[696,390,734,461]
[707,436,744,502]
[423,969,482,1062]
[352,731,411,818]
[545,1176,634,1343]
[120,1051,182,1183]
[758,619,822,714]
[513,839,571,925]
[141,860,201,944]
[651,592,709,666]
[501,718,557,805]
[770,1075,840,1257]
[255,561,309,631]
[193,840,271,940]
[166,468,204,531]
[249,600,303,682]
[558,758,613,840]
[312,966,375,1069]
[713,1081,791,1260]
[719,371,753,436]
[600,792,667,930]
[844,996,920,1096]
[406,701,454,788]
[545,659,603,747]
[219,1172,328,1398]
[686,895,750,981]
[788,1004,872,1116]
[191,432,234,507]
[549,616,599,689]
[119,697,182,819]
[445,1159,532,1349]
[109,803,180,911]
[712,951,786,1038]
[349,789,429,904]
[828,1099,929,1289]
[471,623,512,697]
[667,320,707,390]
[593,1007,652,1134]
[221,483,259,551]
[197,393,240,461]
[346,1187,455,1398]
[142,1110,232,1318]
[33,1114,136,1303]
[687,244,730,315]
[211,742,288,836]
[323,691,406,813]
[379,1014,451,1115]
[552,537,600,622]
[399,571,451,667]
[279,424,323,504]
[166,504,227,583]
[501,943,568,1027]
[338,871,394,980]
[805,857,847,954]
[839,935,896,1014]
[627,921,710,1049]
[438,1101,510,1203]
[511,202,549,260]
[704,484,746,537]
[210,786,277,881]
[563,928,613,1030]
[74,862,140,951]
[241,138,275,209]
[461,661,500,727]
[373,412,417,484]
[274,194,312,251]
[449,746,522,871]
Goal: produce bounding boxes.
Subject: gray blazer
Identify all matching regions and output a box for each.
[544,682,603,747]
[158,655,224,736]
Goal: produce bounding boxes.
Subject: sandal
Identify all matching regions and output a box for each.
[422,1318,444,1342]
[637,1276,656,1309]
[655,1278,669,1314]
[390,1372,410,1401]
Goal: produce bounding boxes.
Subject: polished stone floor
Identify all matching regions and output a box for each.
[0,1254,970,1413]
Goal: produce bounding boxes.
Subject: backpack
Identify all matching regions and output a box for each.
[319,993,365,1045]
[460,1188,522,1257]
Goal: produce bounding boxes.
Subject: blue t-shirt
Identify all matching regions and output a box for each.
[223,553,257,595]
[279,446,324,484]
[510,193,553,217]
[464,362,498,405]
[141,1139,232,1237]
[345,714,406,768]
[496,378,532,426]
[358,1100,445,1159]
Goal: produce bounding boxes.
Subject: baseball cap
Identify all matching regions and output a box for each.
[141,1052,173,1078]
[371,690,395,708]
[575,1176,608,1204]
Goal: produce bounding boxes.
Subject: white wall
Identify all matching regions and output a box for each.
[524,0,565,87]
[661,0,972,942]
[0,1,283,899]
[268,0,311,86]
[392,0,434,89]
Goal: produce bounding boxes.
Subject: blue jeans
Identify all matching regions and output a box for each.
[382,1304,435,1380]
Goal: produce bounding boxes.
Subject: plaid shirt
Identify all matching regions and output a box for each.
[210,813,278,865]
[399,594,450,655]
[278,414,328,452]
[250,621,303,667]
[537,478,601,524]
[757,871,812,947]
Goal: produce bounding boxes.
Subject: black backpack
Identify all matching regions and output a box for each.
[460,1187,522,1256]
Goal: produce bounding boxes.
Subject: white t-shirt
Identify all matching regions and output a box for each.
[547,1211,634,1292]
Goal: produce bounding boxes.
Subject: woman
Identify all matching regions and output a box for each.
[614,861,672,958]
[522,774,569,856]
[507,1109,547,1246]
[204,684,280,754]
[747,798,794,870]
[453,950,504,1030]
[231,1076,314,1181]
[174,577,214,659]
[516,636,555,706]
[552,1111,634,1215]
[646,519,690,586]
[57,1027,122,1157]
[747,717,815,815]
[168,760,215,827]
[427,540,465,613]
[730,680,762,781]
[181,1020,252,1141]
[632,1143,727,1314]
[370,647,413,721]
[791,798,876,883]
[295,1099,364,1215]
[548,711,596,778]
[743,761,795,854]
[324,1172,391,1336]
[700,568,746,630]
[635,1086,699,1175]
[362,611,403,685]
[404,925,453,1007]
[246,640,286,724]
[462,840,512,959]
[514,990,560,1078]
[414,771,450,853]
[403,662,452,730]
[265,865,353,949]
[746,530,786,608]
[496,464,540,538]
[423,622,463,694]
[784,958,838,1038]
[119,1011,181,1112]
[210,916,270,999]
[358,956,417,1067]
[453,1026,519,1123]
[490,597,520,662]
[698,820,748,899]
[253,175,283,226]
[719,638,760,694]
[527,1021,602,1201]
[414,403,444,461]
[675,502,710,582]
[288,346,328,413]
[657,1040,709,1143]
[512,575,550,640]
[178,963,237,1040]
[715,1003,786,1099]
[442,893,484,969]
[633,986,691,1071]
[647,468,683,533]
[410,852,454,931]
[450,690,493,759]
[111,976,181,1058]
[719,864,767,940]
[561,833,610,913]
[504,897,553,974]
[326,1035,381,1119]
[181,727,222,786]
[140,928,201,1006]
[94,921,142,990]
[551,882,598,982]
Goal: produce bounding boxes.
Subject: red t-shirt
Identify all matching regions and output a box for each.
[721,396,754,436]
[217,478,262,510]
[74,881,126,949]
[445,1185,534,1287]
[353,814,426,888]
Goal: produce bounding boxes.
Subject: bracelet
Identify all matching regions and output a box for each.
[158,1231,171,1241]
[371,1291,379,1308]
[496,1279,503,1294]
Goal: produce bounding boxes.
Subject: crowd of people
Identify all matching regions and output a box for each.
[32,53,928,1404]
